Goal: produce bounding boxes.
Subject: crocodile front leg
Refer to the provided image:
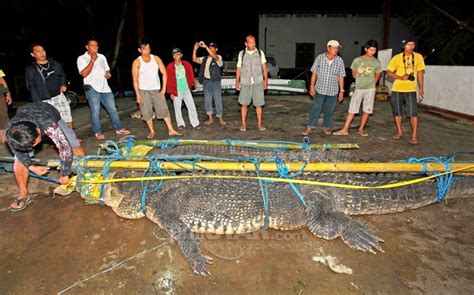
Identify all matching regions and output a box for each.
[158,212,213,275]
[306,196,384,253]
[152,188,213,276]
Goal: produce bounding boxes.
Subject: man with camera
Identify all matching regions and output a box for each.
[386,38,425,145]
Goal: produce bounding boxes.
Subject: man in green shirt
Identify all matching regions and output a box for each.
[334,40,382,137]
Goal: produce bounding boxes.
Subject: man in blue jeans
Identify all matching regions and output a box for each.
[192,41,226,125]
[302,40,346,136]
[77,39,131,140]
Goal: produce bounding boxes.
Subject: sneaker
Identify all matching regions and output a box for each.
[95,133,105,140]
[116,129,132,136]
[194,125,201,130]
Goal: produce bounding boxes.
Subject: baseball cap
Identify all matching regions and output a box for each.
[208,42,218,48]
[327,40,342,48]
[401,38,416,46]
[172,48,182,54]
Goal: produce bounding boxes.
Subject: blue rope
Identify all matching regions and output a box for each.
[400,156,456,203]
[301,136,310,151]
[29,172,61,184]
[249,158,270,230]
[123,137,136,156]
[157,138,179,149]
[97,141,124,204]
[274,157,307,208]
[139,155,165,213]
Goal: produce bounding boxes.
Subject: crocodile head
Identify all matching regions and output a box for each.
[102,171,142,208]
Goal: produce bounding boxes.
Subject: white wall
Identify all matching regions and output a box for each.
[258,14,409,69]
[423,66,474,116]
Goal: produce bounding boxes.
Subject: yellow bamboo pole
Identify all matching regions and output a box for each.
[117,139,359,150]
[66,160,474,173]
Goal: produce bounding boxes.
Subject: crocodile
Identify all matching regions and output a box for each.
[99,170,473,275]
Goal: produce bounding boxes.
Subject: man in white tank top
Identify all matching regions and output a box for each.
[132,39,181,138]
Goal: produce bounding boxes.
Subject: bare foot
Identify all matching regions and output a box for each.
[219,118,226,125]
[205,119,213,125]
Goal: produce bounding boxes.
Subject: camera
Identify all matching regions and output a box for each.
[408,73,415,81]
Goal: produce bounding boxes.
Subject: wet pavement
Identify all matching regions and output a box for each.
[0,93,473,294]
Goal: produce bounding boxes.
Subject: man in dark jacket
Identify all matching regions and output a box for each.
[25,44,74,128]
[5,102,85,211]
[192,41,225,125]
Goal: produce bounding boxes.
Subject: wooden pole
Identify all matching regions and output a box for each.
[73,160,474,174]
[120,139,359,150]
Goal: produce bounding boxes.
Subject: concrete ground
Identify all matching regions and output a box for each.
[0,93,473,294]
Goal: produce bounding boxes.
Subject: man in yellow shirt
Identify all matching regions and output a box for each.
[387,38,425,145]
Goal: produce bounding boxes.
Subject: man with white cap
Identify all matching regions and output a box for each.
[302,40,346,136]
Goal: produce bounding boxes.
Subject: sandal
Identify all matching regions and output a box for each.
[146,132,155,139]
[333,130,349,136]
[9,197,33,212]
[322,129,332,135]
[358,130,369,137]
[302,128,312,136]
[116,129,132,136]
[95,133,105,140]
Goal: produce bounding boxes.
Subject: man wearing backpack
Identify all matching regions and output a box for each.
[235,35,268,132]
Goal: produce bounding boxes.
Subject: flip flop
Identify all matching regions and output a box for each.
[9,197,33,212]
[393,134,403,140]
[409,139,418,145]
[258,126,267,131]
[358,130,369,137]
[333,130,349,136]
[146,132,155,139]
[302,129,312,136]
[322,129,332,135]
[240,127,247,132]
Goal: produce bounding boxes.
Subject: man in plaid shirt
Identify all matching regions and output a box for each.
[302,40,346,136]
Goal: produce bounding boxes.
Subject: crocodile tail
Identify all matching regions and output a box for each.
[334,175,473,216]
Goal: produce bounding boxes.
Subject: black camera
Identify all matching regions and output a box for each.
[407,73,415,81]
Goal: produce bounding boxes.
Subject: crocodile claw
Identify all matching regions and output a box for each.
[341,220,384,254]
[191,254,213,276]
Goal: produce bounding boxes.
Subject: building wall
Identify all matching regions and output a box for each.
[258,14,409,69]
[423,66,474,116]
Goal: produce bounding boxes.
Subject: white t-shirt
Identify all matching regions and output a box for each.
[77,52,112,93]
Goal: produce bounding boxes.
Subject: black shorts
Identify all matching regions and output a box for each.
[390,91,418,117]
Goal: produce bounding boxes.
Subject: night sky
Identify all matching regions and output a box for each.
[1,0,471,96]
